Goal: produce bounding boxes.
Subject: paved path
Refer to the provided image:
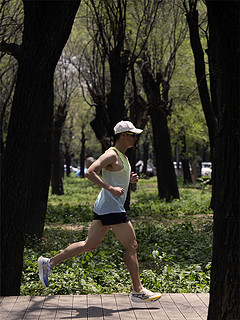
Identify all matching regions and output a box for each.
[0,293,209,320]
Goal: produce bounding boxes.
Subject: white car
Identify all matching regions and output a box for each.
[201,162,212,177]
[64,165,78,173]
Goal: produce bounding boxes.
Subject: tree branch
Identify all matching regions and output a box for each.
[0,40,22,60]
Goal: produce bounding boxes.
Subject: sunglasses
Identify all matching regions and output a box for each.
[125,132,136,138]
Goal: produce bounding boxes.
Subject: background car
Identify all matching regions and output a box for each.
[135,160,156,177]
[201,162,212,177]
[64,165,78,173]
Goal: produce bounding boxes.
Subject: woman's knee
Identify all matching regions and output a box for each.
[84,239,100,252]
[125,239,138,252]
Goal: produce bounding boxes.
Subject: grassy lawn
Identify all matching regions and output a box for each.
[21,176,213,295]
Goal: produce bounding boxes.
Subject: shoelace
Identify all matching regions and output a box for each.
[47,262,52,276]
[133,288,151,297]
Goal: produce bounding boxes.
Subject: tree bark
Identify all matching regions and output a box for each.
[107,48,127,129]
[184,0,217,153]
[182,159,192,184]
[65,146,72,177]
[142,141,149,176]
[180,134,192,184]
[150,106,180,201]
[206,1,240,319]
[90,98,112,150]
[63,116,74,177]
[0,0,80,296]
[88,0,128,137]
[80,128,86,178]
[140,61,179,201]
[51,104,67,195]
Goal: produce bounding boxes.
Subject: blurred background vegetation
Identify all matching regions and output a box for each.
[1,0,211,168]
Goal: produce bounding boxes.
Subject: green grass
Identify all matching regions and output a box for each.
[21,176,213,295]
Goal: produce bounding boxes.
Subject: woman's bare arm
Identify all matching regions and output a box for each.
[85,150,125,197]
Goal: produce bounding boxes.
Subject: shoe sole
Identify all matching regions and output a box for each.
[131,295,162,303]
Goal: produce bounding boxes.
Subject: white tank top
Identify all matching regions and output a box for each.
[93,147,131,215]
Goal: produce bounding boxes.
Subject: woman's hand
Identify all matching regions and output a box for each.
[130,172,139,184]
[108,186,125,197]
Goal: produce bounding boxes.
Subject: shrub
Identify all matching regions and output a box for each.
[21,177,212,295]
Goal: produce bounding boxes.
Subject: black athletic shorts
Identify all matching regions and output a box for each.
[93,212,129,226]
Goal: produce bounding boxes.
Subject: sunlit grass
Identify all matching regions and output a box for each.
[21,175,213,295]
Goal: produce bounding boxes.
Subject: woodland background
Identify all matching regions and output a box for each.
[0,1,239,319]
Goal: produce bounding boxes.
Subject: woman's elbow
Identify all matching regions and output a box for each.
[85,169,96,181]
[85,169,91,179]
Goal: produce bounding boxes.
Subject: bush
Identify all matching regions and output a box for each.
[46,203,93,224]
[130,187,212,219]
[21,177,213,295]
[21,220,212,295]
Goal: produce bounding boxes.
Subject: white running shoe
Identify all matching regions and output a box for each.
[131,287,162,302]
[38,256,52,287]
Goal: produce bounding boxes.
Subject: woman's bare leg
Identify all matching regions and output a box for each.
[111,221,142,292]
[49,220,109,268]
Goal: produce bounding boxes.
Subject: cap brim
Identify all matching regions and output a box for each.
[128,128,143,134]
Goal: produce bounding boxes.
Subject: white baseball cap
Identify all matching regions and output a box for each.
[114,120,143,135]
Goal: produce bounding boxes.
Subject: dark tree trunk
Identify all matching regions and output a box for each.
[129,63,149,130]
[63,117,74,177]
[140,60,179,201]
[90,98,112,150]
[184,0,217,153]
[0,0,80,296]
[182,159,192,184]
[142,141,149,176]
[51,104,67,195]
[202,144,208,162]
[0,70,17,155]
[124,145,137,211]
[180,134,192,184]
[127,146,136,190]
[88,0,127,135]
[65,146,72,177]
[150,106,180,201]
[107,48,128,130]
[80,128,86,178]
[206,1,240,319]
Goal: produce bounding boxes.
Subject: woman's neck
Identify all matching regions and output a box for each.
[114,142,127,155]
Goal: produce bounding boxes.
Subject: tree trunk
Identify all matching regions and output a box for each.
[143,141,149,176]
[63,117,73,177]
[180,134,192,184]
[0,0,80,296]
[182,159,192,184]
[80,128,86,178]
[150,106,180,201]
[108,48,127,129]
[140,60,179,201]
[206,1,240,319]
[51,104,67,195]
[90,98,112,150]
[64,145,72,177]
[184,1,217,153]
